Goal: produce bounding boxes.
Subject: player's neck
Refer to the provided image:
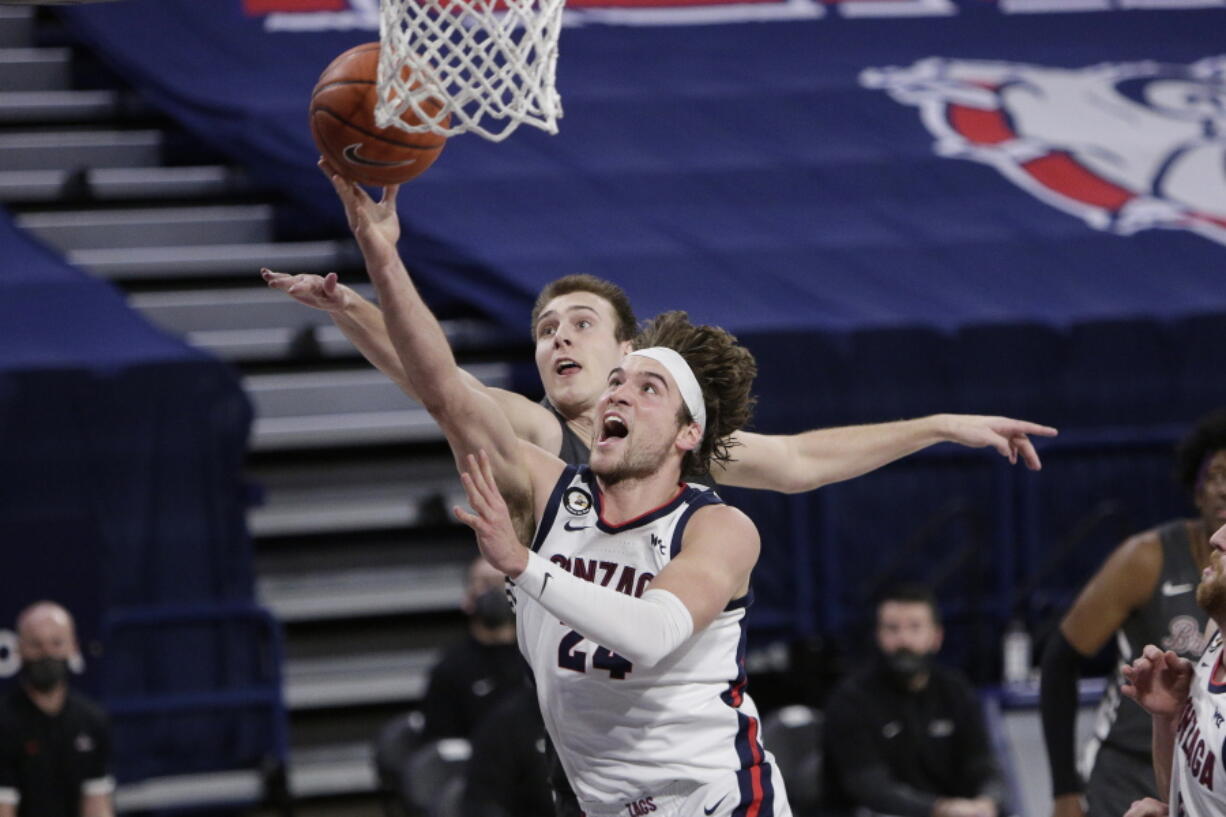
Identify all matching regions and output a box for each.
[596,470,684,526]
[566,412,595,446]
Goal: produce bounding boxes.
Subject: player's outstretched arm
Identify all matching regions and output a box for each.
[261,267,417,393]
[1121,644,1193,797]
[265,157,411,387]
[261,263,555,444]
[320,166,536,512]
[715,414,1058,494]
[1040,532,1161,816]
[263,159,561,447]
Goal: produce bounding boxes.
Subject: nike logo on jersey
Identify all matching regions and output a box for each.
[564,520,590,532]
[704,795,728,815]
[342,143,417,167]
[1162,581,1195,596]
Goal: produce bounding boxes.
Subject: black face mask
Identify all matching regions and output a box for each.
[881,648,932,686]
[473,588,514,629]
[21,657,69,693]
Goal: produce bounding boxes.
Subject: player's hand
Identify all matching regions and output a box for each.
[1049,793,1085,817]
[1122,797,1168,817]
[938,414,1058,470]
[318,157,401,269]
[453,450,530,577]
[1120,644,1193,719]
[261,269,354,313]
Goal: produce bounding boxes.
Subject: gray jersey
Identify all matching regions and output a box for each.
[1084,520,1213,770]
[541,399,592,466]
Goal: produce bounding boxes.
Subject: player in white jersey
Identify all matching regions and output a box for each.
[1121,520,1226,817]
[516,465,780,814]
[351,189,790,816]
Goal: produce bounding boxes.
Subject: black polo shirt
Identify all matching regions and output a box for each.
[420,636,525,740]
[823,662,1006,817]
[0,687,112,817]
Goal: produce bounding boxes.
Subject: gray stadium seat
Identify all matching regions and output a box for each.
[762,705,823,817]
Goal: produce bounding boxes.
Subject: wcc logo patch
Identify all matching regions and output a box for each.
[564,487,593,516]
[861,56,1226,245]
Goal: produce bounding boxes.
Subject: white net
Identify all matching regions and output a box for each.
[377,0,565,143]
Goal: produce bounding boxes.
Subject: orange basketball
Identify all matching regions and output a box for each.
[309,42,449,186]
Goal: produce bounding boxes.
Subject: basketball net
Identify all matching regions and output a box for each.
[377,0,565,142]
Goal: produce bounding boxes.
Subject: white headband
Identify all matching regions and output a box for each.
[627,347,706,435]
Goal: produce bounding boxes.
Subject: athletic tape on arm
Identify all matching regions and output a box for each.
[517,551,694,667]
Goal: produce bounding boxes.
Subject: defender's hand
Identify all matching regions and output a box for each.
[261,268,352,313]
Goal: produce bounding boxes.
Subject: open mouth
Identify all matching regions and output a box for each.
[598,414,628,443]
[555,359,580,376]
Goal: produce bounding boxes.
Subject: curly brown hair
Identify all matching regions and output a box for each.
[530,275,638,343]
[634,310,757,477]
[1176,408,1226,492]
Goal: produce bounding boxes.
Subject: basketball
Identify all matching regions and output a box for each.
[309,42,449,186]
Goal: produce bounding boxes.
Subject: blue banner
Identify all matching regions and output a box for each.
[0,213,255,692]
[60,0,1226,334]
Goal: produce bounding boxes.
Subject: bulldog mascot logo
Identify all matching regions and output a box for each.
[861,56,1226,245]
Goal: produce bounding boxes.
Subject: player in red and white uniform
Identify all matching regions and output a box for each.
[515,465,784,815]
[1122,520,1226,817]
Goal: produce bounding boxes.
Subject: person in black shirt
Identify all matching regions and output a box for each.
[0,601,112,817]
[420,558,525,741]
[825,584,1007,817]
[461,685,553,817]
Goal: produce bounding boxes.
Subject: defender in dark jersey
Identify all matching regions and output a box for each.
[1040,410,1226,817]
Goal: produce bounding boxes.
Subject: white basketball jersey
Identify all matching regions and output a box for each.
[512,465,788,817]
[1169,631,1226,817]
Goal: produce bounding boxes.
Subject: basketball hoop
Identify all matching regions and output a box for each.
[376,0,565,143]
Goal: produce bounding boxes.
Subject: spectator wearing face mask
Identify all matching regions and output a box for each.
[823,584,1008,817]
[0,601,113,817]
[420,558,524,741]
